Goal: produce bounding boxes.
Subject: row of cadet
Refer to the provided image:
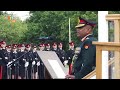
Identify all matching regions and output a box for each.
[0,40,75,79]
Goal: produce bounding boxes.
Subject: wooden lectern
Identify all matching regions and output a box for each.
[37,51,68,79]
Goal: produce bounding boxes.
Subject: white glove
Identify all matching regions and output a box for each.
[37,61,40,66]
[35,58,38,60]
[32,61,36,65]
[25,62,29,67]
[7,61,12,66]
[23,59,26,61]
[5,57,8,59]
[13,59,16,61]
[63,60,68,66]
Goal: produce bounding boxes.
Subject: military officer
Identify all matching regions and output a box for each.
[65,17,97,79]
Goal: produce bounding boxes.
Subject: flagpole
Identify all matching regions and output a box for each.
[69,18,71,49]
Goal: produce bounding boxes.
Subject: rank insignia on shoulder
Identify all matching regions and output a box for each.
[84,45,89,49]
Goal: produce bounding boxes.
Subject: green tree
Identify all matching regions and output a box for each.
[0,15,28,44]
[26,11,98,50]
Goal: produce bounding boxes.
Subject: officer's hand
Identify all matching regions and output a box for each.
[37,61,40,66]
[32,61,36,65]
[25,62,29,67]
[65,75,75,79]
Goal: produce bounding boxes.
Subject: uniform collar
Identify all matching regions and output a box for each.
[70,48,74,50]
[81,34,92,42]
[53,48,57,50]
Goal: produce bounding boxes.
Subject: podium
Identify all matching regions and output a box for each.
[37,51,68,79]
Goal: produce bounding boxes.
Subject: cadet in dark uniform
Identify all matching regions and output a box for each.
[38,43,45,79]
[57,42,66,66]
[5,45,13,79]
[25,44,34,79]
[65,17,97,79]
[32,45,39,79]
[51,42,59,56]
[18,44,27,79]
[0,41,8,79]
[44,43,52,79]
[11,44,19,79]
[66,41,75,75]
[0,44,3,79]
[0,41,13,79]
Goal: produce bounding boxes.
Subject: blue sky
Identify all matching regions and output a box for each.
[3,11,30,21]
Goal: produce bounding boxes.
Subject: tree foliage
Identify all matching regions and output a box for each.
[26,11,98,50]
[0,14,28,44]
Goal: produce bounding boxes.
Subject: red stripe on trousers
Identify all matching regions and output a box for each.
[0,66,2,79]
[69,64,72,75]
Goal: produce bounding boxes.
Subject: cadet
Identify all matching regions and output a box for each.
[0,41,8,79]
[32,45,39,79]
[5,45,13,79]
[57,42,66,66]
[25,44,34,79]
[0,44,3,79]
[66,41,75,75]
[18,44,27,79]
[51,42,59,56]
[38,43,45,79]
[45,43,51,51]
[11,44,19,79]
[65,17,97,79]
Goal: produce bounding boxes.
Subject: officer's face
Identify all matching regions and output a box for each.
[76,25,91,38]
